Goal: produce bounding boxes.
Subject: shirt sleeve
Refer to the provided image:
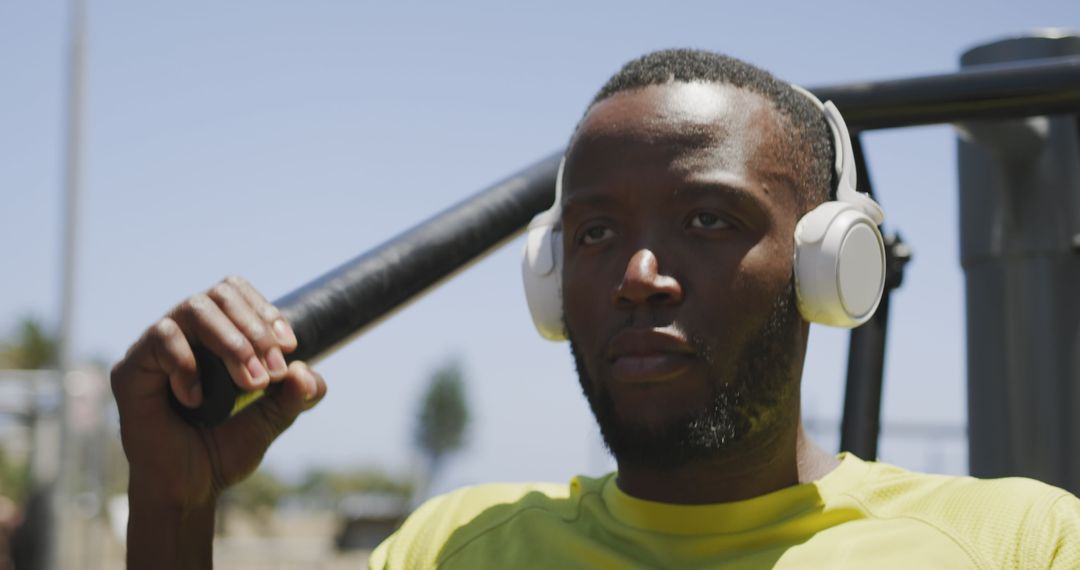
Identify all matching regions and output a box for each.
[367,530,393,569]
[1031,492,1080,569]
[366,493,451,570]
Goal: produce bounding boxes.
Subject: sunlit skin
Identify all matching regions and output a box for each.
[560,82,838,504]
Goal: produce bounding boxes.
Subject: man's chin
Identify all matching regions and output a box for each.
[586,385,756,471]
[600,380,718,429]
[568,340,757,470]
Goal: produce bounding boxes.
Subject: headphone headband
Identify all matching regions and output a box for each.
[528,157,565,231]
[788,84,884,225]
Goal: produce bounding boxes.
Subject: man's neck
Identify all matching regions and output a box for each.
[614,421,839,505]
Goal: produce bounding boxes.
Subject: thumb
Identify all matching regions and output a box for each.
[208,361,326,486]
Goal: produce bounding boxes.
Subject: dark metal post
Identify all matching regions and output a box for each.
[839,235,910,458]
[840,281,889,458]
[958,33,1080,492]
[839,136,912,458]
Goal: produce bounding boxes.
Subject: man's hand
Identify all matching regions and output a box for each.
[111,276,327,568]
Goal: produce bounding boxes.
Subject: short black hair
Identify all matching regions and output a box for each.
[586,48,833,208]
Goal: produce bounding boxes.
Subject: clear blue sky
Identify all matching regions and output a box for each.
[2,1,1076,489]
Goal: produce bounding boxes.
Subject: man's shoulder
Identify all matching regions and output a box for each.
[413,478,586,527]
[852,459,1073,518]
[846,458,1080,567]
[369,475,610,569]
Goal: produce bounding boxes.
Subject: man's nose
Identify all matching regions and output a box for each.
[613,249,684,307]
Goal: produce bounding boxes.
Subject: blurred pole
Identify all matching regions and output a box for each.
[59,0,85,396]
[66,369,107,570]
[958,31,1080,492]
[52,0,87,568]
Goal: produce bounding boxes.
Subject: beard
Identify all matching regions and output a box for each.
[568,280,802,471]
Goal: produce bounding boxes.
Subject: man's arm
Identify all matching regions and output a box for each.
[125,485,215,568]
[111,276,326,569]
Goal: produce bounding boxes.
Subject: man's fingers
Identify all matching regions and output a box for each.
[113,316,202,408]
[114,277,293,418]
[207,280,288,381]
[263,361,326,419]
[258,361,326,436]
[150,318,203,407]
[287,360,327,408]
[224,276,298,352]
[212,361,326,474]
[170,293,269,391]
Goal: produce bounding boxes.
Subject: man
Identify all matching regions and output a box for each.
[112,49,1079,568]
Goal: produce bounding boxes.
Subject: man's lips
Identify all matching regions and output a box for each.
[605,329,698,384]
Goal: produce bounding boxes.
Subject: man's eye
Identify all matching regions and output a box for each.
[580,225,614,245]
[689,212,730,230]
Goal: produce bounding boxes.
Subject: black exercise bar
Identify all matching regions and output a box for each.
[813,55,1080,130]
[174,153,562,425]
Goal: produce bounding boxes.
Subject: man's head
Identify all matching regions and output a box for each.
[560,49,835,470]
[585,49,834,209]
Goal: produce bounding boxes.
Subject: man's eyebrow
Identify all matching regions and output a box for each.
[672,180,762,205]
[559,178,768,218]
[560,193,620,215]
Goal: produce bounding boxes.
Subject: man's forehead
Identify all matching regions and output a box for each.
[559,81,806,220]
[572,82,774,148]
[564,82,782,189]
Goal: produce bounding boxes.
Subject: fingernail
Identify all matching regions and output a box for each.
[266,347,287,376]
[247,355,269,388]
[304,375,318,401]
[273,319,297,347]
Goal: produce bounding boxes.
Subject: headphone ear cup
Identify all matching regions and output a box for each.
[794,202,886,328]
[522,225,566,341]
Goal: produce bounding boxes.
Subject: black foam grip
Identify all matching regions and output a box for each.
[173,152,562,427]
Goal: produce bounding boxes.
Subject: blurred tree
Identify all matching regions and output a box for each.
[0,317,55,503]
[0,449,28,501]
[413,359,470,498]
[298,468,413,501]
[227,469,288,513]
[217,470,288,535]
[0,317,57,370]
[217,467,414,536]
[0,317,56,567]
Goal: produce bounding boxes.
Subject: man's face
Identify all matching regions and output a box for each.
[560,82,809,469]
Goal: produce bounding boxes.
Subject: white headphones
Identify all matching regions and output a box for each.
[521,85,887,341]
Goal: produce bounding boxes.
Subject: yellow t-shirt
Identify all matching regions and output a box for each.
[369,454,1079,568]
